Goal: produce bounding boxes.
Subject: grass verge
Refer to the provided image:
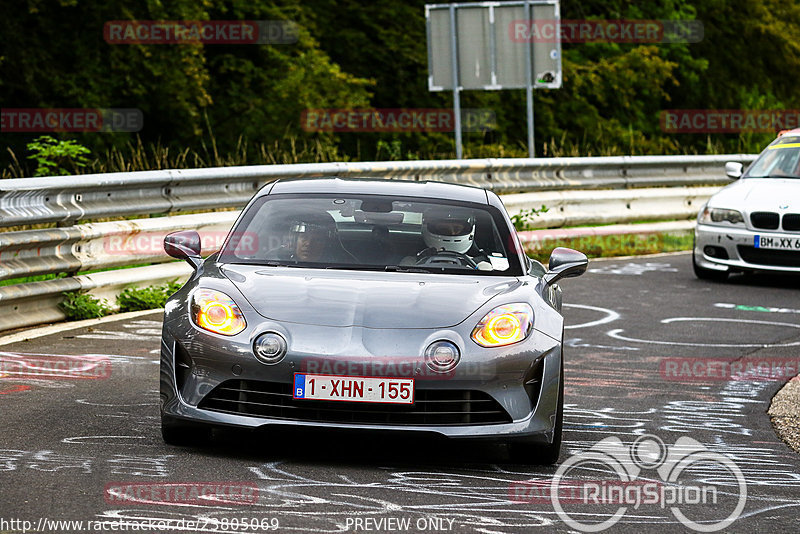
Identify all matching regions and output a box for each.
[525,231,693,263]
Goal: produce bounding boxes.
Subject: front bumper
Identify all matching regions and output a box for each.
[694,223,800,273]
[160,318,563,444]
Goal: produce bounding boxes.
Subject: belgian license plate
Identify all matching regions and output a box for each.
[754,235,800,250]
[293,373,414,404]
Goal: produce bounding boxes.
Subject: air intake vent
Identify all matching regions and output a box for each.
[737,246,800,268]
[199,380,512,426]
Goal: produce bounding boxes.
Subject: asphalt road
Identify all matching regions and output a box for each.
[1,251,799,533]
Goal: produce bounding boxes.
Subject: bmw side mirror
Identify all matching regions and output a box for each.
[725,162,743,180]
[164,230,202,270]
[544,247,588,286]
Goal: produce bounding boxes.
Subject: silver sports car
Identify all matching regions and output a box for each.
[694,128,800,280]
[160,178,587,464]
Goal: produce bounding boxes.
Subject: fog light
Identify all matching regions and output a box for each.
[425,340,460,373]
[703,246,729,260]
[254,332,287,364]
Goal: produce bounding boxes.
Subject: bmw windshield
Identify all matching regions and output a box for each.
[218,194,523,276]
[745,135,800,179]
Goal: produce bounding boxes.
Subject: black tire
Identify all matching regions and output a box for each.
[692,251,728,282]
[161,416,211,446]
[509,353,564,465]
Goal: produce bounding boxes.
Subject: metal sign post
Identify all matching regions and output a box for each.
[449,5,463,159]
[426,0,561,158]
[524,0,534,157]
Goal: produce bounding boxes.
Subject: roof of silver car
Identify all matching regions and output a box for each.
[265,177,491,204]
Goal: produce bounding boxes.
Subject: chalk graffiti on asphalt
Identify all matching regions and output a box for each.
[0,449,172,477]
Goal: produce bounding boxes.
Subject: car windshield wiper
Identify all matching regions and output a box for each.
[749,174,800,179]
[384,265,436,273]
[324,264,384,271]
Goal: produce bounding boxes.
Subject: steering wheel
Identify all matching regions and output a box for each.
[414,250,478,269]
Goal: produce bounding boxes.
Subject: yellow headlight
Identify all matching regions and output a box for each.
[191,289,246,336]
[471,303,533,347]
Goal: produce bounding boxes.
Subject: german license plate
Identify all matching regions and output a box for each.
[293,373,414,404]
[754,235,800,250]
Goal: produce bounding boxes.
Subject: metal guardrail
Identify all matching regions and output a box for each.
[0,212,239,281]
[0,154,755,227]
[0,154,758,332]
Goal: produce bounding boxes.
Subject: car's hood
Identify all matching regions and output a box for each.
[220,264,521,328]
[710,178,800,212]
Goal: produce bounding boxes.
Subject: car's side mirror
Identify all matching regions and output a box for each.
[544,247,588,286]
[725,162,743,179]
[164,230,202,270]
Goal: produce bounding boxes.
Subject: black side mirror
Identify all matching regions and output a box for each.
[164,230,202,270]
[544,247,588,286]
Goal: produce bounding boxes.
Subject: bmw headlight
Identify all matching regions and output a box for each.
[190,289,246,336]
[699,207,744,225]
[471,303,533,347]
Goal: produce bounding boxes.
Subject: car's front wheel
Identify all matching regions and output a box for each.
[508,355,563,465]
[161,415,211,446]
[692,251,728,282]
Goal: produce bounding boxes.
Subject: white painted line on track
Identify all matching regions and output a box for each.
[0,309,164,346]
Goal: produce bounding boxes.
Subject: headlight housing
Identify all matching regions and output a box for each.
[699,207,745,225]
[190,289,246,336]
[471,303,533,347]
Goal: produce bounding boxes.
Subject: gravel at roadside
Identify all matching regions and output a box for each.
[769,375,800,454]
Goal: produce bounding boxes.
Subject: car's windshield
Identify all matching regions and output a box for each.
[218,194,522,276]
[745,135,800,179]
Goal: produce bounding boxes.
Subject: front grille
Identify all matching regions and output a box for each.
[750,212,779,230]
[198,379,512,426]
[783,214,800,232]
[737,246,800,268]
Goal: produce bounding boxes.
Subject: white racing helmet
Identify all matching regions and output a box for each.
[422,208,475,254]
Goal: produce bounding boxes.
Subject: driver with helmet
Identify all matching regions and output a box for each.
[401,207,493,270]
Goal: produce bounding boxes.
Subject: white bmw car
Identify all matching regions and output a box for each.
[694,128,800,280]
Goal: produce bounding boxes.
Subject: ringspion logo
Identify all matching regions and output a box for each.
[544,435,746,532]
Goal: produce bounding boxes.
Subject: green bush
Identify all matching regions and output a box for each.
[117,281,183,312]
[59,291,112,320]
[511,205,549,232]
[26,136,90,177]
